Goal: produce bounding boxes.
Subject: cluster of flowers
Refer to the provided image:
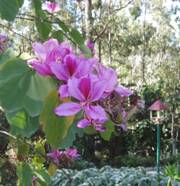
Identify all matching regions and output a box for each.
[43,1,60,14]
[47,148,80,166]
[28,38,133,131]
[0,34,8,54]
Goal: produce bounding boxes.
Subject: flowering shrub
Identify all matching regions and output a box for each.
[28,38,134,132]
[47,148,80,168]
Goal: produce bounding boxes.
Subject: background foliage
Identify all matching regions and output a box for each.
[0,0,179,185]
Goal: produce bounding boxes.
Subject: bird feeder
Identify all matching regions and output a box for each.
[149,100,168,124]
[149,100,168,182]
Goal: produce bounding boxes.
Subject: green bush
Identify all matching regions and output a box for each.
[112,154,155,167]
[50,166,180,186]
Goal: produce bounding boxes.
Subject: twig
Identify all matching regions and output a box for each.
[0,23,33,43]
[15,16,77,46]
[94,23,108,42]
[0,130,16,140]
[112,0,134,13]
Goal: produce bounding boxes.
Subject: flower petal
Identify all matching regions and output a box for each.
[54,102,81,116]
[74,60,94,78]
[44,39,59,52]
[120,123,127,131]
[115,86,133,97]
[28,59,52,76]
[85,105,107,120]
[91,80,106,101]
[68,78,85,101]
[50,63,69,81]
[79,77,91,99]
[32,42,46,61]
[58,84,69,99]
[77,119,90,128]
[64,54,78,76]
[104,68,117,92]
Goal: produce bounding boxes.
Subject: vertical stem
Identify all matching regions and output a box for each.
[108,0,112,65]
[141,0,147,84]
[98,39,102,62]
[171,112,176,155]
[157,124,160,183]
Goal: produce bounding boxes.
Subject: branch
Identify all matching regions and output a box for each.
[15,16,77,46]
[93,23,108,42]
[112,0,134,13]
[0,23,33,43]
[93,1,134,42]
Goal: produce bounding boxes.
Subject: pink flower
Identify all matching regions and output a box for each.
[87,40,95,55]
[87,40,94,50]
[115,86,133,97]
[47,148,80,166]
[28,39,72,76]
[47,150,62,165]
[44,1,60,14]
[96,64,133,97]
[96,65,118,95]
[0,34,7,43]
[77,118,106,131]
[54,76,107,122]
[65,148,80,159]
[0,34,8,54]
[50,54,80,81]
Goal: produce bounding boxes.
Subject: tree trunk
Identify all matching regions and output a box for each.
[108,0,112,65]
[171,112,176,155]
[85,0,93,39]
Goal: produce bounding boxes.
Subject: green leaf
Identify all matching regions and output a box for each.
[34,167,51,186]
[0,58,55,116]
[84,126,97,135]
[55,19,70,32]
[40,91,75,148]
[17,0,24,7]
[59,120,83,148]
[0,0,19,21]
[32,0,52,40]
[0,58,31,112]
[17,140,30,159]
[51,30,64,42]
[100,121,115,141]
[0,50,13,66]
[69,28,85,45]
[26,74,56,101]
[55,18,91,56]
[17,163,33,186]
[6,110,39,138]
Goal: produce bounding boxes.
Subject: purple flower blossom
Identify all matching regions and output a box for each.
[96,64,118,96]
[77,117,106,131]
[87,40,95,55]
[43,1,60,13]
[28,39,72,76]
[55,76,107,123]
[27,37,134,133]
[0,34,8,54]
[87,40,94,50]
[47,150,62,165]
[65,148,80,159]
[47,148,80,166]
[115,86,133,97]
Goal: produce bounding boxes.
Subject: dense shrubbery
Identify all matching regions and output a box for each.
[50,166,180,186]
